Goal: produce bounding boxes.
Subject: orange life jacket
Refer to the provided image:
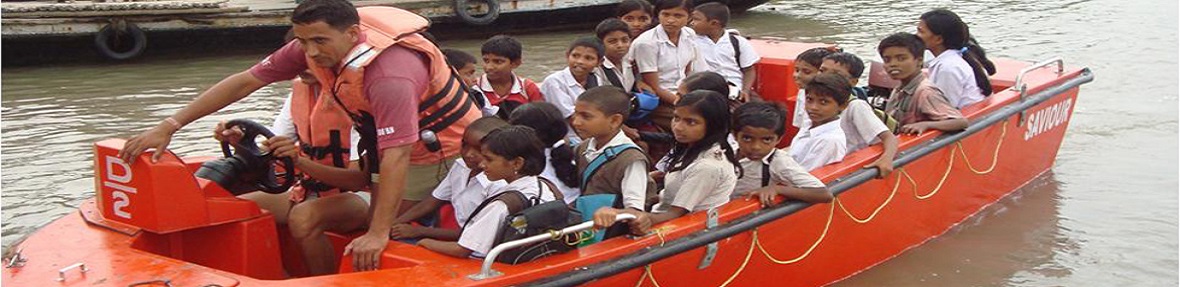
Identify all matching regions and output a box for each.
[307,7,480,174]
[288,79,354,202]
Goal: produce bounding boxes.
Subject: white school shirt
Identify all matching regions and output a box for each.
[581,130,648,210]
[653,144,738,213]
[540,67,594,118]
[594,56,636,92]
[732,148,826,196]
[458,175,557,258]
[841,99,890,153]
[792,88,808,128]
[690,29,760,88]
[788,119,847,171]
[927,49,984,109]
[631,25,709,92]
[430,159,506,226]
[271,93,361,161]
[542,143,582,204]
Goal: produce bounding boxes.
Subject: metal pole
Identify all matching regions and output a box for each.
[524,68,1093,287]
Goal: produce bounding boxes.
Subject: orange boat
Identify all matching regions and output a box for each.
[1,39,1093,287]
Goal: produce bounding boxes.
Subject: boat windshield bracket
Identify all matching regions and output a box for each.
[467,213,638,281]
[4,248,25,268]
[698,208,720,269]
[1015,57,1065,126]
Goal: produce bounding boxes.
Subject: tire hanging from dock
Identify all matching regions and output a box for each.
[94,20,146,60]
[453,0,500,25]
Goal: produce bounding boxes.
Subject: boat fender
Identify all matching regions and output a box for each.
[453,0,500,26]
[94,20,147,60]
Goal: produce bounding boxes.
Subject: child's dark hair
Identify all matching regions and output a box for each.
[667,90,742,176]
[733,101,789,136]
[615,0,653,17]
[481,35,523,61]
[683,72,729,96]
[568,36,606,59]
[577,86,632,118]
[693,2,730,27]
[796,47,835,68]
[920,8,996,95]
[595,18,631,40]
[481,125,547,176]
[507,102,579,187]
[654,0,693,14]
[823,52,865,79]
[465,116,509,138]
[291,0,359,31]
[442,48,478,68]
[876,32,925,61]
[806,73,852,104]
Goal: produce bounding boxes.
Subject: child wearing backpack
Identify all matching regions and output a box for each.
[631,0,709,131]
[689,2,760,101]
[418,125,559,259]
[572,86,659,211]
[388,116,508,241]
[508,102,581,203]
[730,102,831,206]
[594,90,740,234]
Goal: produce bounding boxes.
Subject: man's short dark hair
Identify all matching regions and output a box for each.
[806,73,852,104]
[876,32,926,60]
[481,35,523,61]
[568,36,606,59]
[291,0,359,31]
[577,86,632,117]
[693,2,730,27]
[595,18,631,40]
[824,52,865,79]
[442,48,477,67]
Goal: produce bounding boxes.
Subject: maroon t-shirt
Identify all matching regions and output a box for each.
[250,40,429,151]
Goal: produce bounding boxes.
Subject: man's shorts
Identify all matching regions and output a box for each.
[402,155,457,201]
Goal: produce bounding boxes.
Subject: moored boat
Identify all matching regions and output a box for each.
[0,38,1093,286]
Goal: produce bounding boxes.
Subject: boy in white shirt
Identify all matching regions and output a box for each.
[818,52,899,177]
[630,0,709,130]
[689,2,760,100]
[388,116,508,240]
[790,73,850,170]
[594,19,637,92]
[541,37,605,119]
[730,101,831,205]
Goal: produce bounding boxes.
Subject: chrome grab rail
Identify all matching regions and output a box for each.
[468,213,638,281]
[55,262,88,282]
[1014,57,1065,99]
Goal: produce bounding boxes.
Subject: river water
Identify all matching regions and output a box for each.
[2,0,1176,285]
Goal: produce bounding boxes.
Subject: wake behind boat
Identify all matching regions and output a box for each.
[0,37,1093,286]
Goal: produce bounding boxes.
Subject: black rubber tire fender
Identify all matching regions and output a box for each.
[94,22,147,60]
[453,0,500,26]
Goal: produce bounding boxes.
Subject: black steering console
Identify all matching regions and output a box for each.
[194,119,296,195]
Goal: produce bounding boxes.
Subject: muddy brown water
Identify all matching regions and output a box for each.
[3,0,1177,285]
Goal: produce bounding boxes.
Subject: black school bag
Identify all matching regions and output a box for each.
[463,178,582,264]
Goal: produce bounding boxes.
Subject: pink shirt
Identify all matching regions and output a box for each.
[250,40,429,151]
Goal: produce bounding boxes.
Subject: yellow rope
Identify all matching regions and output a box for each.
[635,122,1011,287]
[835,171,903,223]
[755,202,835,264]
[955,121,1008,175]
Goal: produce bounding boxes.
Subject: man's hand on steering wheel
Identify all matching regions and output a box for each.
[264,136,302,161]
[213,120,246,144]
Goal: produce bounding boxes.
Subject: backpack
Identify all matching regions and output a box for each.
[463,178,582,264]
[574,143,642,244]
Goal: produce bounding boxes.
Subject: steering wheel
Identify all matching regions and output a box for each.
[220,119,296,194]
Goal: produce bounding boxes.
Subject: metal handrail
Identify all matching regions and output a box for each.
[524,67,1094,287]
[468,213,638,281]
[1014,57,1065,99]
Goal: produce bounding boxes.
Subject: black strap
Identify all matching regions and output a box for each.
[585,72,599,89]
[462,190,531,232]
[761,151,775,187]
[418,71,458,112]
[601,65,624,89]
[729,33,742,69]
